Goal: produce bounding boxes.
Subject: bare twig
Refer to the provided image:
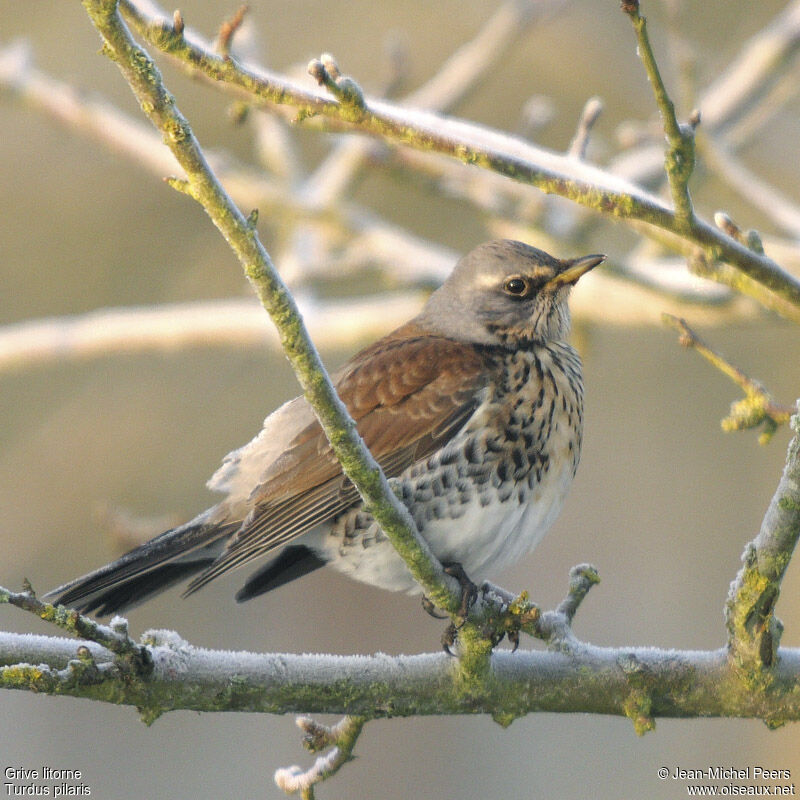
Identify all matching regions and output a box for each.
[294,0,546,216]
[533,564,600,652]
[406,0,564,111]
[611,0,800,184]
[567,96,603,161]
[286,0,560,278]
[274,716,366,798]
[0,39,462,289]
[216,4,248,58]
[663,314,792,443]
[622,0,696,228]
[699,0,800,138]
[0,587,150,675]
[724,66,800,151]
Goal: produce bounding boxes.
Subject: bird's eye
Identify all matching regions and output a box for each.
[503,276,529,297]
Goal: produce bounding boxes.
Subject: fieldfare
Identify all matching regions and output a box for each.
[47,240,605,615]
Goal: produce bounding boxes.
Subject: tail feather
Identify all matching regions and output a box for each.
[44,510,239,616]
[235,545,327,603]
[74,559,216,616]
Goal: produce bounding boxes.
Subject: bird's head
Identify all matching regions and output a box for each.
[419,239,605,346]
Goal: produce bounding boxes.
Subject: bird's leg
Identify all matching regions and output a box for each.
[442,561,478,619]
[438,561,480,655]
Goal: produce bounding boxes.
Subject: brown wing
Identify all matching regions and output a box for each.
[184,323,490,593]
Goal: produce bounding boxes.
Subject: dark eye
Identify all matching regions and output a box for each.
[503,276,530,297]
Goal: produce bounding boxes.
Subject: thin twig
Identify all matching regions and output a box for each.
[299,0,555,203]
[287,0,560,277]
[0,587,150,674]
[622,0,695,228]
[274,716,366,798]
[611,0,800,184]
[567,96,603,160]
[0,40,462,288]
[662,314,792,443]
[216,3,248,58]
[724,66,800,151]
[699,0,800,138]
[533,564,600,652]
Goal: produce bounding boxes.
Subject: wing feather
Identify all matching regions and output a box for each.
[185,325,490,594]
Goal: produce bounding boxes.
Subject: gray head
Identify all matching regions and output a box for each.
[417,240,605,346]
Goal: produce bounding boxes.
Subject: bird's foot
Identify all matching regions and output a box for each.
[441,617,513,655]
[442,561,478,619]
[483,588,539,653]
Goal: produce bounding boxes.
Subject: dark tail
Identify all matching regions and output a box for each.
[44,509,240,616]
[234,545,326,603]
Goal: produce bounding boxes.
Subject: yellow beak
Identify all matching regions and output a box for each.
[546,254,606,289]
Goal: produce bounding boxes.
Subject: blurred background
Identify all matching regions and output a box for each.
[3,0,800,797]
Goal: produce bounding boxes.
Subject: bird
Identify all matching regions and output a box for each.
[46,240,605,617]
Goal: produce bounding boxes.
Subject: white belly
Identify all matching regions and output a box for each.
[306,342,583,595]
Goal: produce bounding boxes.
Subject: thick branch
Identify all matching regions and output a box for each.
[3,628,800,727]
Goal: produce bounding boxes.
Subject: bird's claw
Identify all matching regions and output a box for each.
[437,562,480,655]
[421,595,448,619]
[441,622,458,656]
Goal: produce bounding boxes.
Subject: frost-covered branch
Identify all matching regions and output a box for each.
[3,618,800,728]
[113,0,800,315]
[275,716,366,799]
[4,8,800,343]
